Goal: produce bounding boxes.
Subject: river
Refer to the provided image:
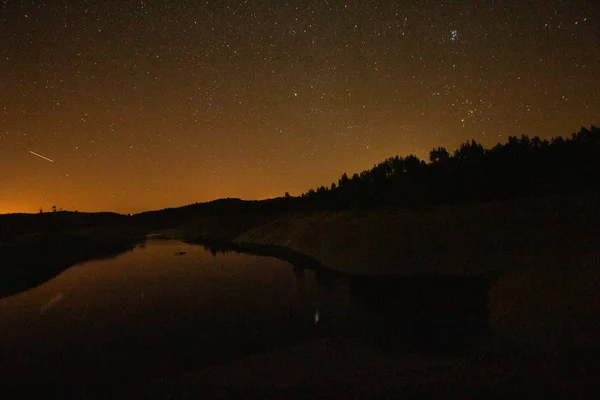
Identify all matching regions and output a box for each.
[0,239,488,397]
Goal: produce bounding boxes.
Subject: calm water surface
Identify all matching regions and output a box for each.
[0,239,487,394]
[0,240,355,390]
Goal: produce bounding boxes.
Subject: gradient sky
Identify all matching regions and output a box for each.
[1,1,599,214]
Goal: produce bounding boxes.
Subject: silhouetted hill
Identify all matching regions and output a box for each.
[131,197,302,231]
[124,125,600,231]
[0,211,130,243]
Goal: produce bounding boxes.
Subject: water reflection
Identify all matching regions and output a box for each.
[0,239,491,396]
[0,240,350,391]
[195,240,237,256]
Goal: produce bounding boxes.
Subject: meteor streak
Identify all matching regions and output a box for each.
[29,151,54,163]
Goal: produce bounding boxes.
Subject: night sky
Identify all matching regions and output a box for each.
[1,1,599,214]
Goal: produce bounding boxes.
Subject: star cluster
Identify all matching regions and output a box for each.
[1,1,599,213]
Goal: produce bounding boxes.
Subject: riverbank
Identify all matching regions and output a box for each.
[0,226,145,297]
[234,193,599,276]
[230,193,600,353]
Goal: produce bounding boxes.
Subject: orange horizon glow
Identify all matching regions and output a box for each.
[1,2,598,215]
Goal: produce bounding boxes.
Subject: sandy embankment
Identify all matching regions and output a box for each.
[234,195,599,276]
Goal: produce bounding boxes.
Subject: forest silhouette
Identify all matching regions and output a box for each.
[299,125,600,210]
[124,124,600,231]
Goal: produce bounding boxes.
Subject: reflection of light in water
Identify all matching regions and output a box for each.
[314,309,319,324]
[40,292,65,312]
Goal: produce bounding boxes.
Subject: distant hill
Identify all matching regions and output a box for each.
[131,197,299,230]
[0,211,129,242]
[132,124,600,226]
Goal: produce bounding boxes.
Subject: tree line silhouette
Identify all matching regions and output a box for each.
[300,125,600,210]
[4,125,598,239]
[134,124,600,228]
